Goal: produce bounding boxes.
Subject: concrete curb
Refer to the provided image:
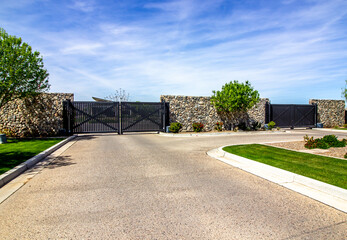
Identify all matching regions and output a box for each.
[0,135,77,188]
[159,130,291,137]
[312,128,347,133]
[207,145,347,213]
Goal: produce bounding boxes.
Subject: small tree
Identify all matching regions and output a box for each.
[105,88,130,102]
[211,80,260,129]
[0,28,50,110]
[342,80,347,102]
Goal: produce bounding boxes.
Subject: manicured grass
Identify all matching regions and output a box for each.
[334,128,347,130]
[223,144,347,189]
[0,138,63,175]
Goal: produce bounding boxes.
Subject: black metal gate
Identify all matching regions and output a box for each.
[63,100,166,134]
[265,103,317,128]
[121,102,166,133]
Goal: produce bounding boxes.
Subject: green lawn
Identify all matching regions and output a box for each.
[223,144,347,189]
[334,128,347,130]
[0,138,63,175]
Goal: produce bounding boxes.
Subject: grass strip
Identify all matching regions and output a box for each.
[223,144,347,189]
[0,138,63,175]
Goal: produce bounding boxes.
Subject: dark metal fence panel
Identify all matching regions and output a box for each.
[345,110,347,124]
[63,101,167,134]
[270,104,292,127]
[71,101,119,133]
[292,104,316,127]
[121,102,165,133]
[267,104,316,128]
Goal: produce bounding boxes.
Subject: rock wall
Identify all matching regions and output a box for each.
[0,93,74,137]
[160,95,269,131]
[309,99,345,128]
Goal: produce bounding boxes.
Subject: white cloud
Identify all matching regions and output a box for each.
[1,0,346,102]
[70,0,96,12]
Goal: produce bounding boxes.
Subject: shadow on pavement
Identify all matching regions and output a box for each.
[46,155,75,169]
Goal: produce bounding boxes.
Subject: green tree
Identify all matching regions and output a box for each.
[0,28,50,109]
[211,80,260,129]
[342,80,347,102]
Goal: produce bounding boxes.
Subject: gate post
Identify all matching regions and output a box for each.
[63,100,68,135]
[63,100,74,135]
[118,102,122,135]
[163,102,166,132]
[265,102,270,124]
[314,103,318,127]
[290,105,294,129]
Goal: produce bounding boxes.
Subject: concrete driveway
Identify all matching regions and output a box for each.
[0,130,346,239]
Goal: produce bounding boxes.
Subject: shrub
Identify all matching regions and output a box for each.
[344,124,347,128]
[233,126,239,132]
[238,122,247,131]
[192,122,204,132]
[169,122,182,133]
[251,121,261,131]
[345,153,347,159]
[0,128,16,137]
[304,134,346,149]
[276,127,281,131]
[268,121,276,130]
[214,122,223,131]
[333,126,339,129]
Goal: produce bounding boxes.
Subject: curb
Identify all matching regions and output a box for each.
[159,130,290,137]
[312,128,347,134]
[0,135,77,188]
[207,146,347,213]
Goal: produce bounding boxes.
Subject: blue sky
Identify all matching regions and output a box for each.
[1,0,347,103]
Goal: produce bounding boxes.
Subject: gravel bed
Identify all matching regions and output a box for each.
[266,141,347,159]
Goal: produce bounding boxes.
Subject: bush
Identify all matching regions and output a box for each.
[192,122,204,132]
[304,134,346,149]
[169,122,182,133]
[344,124,347,128]
[268,121,276,130]
[345,153,347,159]
[251,121,261,131]
[238,122,247,131]
[214,122,223,131]
[333,126,339,129]
[276,127,281,131]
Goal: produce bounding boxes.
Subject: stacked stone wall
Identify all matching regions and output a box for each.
[309,99,345,128]
[0,93,74,137]
[160,95,269,131]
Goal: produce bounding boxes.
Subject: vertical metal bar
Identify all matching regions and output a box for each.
[63,101,68,135]
[163,102,166,131]
[291,105,294,129]
[119,102,122,134]
[314,103,317,126]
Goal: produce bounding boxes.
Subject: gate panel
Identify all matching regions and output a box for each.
[267,104,316,128]
[72,101,119,133]
[293,105,316,127]
[121,102,165,133]
[271,104,292,127]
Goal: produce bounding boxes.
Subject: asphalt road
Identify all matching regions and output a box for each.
[0,129,346,239]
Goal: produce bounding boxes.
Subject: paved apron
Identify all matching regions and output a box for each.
[0,130,346,239]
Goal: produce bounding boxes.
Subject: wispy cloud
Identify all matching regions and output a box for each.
[0,0,346,102]
[69,0,96,12]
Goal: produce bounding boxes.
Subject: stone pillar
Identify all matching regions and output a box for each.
[309,99,345,127]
